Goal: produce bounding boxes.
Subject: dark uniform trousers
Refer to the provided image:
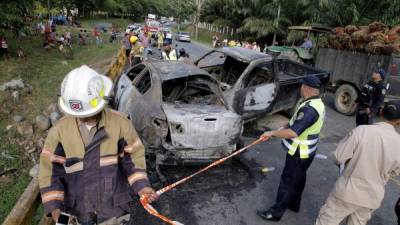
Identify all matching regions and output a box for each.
[355,107,371,126]
[270,150,315,218]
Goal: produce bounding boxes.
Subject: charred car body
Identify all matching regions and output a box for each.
[195,47,330,121]
[113,61,243,167]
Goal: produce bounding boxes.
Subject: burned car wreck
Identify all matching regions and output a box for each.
[195,47,330,121]
[113,61,243,168]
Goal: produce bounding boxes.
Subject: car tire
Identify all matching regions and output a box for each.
[334,84,358,115]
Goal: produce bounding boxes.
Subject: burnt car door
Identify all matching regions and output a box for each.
[114,64,146,109]
[231,61,279,120]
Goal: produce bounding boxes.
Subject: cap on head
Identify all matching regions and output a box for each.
[382,100,400,121]
[374,68,386,80]
[58,65,113,118]
[301,75,321,89]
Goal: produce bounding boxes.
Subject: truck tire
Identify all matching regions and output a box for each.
[279,51,303,64]
[334,84,358,115]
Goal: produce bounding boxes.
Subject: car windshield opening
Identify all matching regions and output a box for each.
[162,75,225,106]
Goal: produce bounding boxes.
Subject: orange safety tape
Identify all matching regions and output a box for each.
[140,136,270,225]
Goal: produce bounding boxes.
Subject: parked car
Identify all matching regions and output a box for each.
[113,61,243,168]
[127,24,142,34]
[195,47,330,121]
[175,31,191,42]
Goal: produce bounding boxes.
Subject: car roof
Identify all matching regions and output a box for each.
[215,47,272,63]
[148,61,212,81]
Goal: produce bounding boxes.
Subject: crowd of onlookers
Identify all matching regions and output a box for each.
[212,35,262,52]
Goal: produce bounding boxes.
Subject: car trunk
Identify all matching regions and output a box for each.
[162,103,242,150]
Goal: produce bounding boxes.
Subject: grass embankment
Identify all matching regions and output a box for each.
[0,18,132,223]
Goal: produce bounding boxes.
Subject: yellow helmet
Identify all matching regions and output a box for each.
[228,40,236,47]
[130,36,138,44]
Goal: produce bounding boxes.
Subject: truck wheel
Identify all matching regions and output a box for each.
[278,51,303,64]
[334,84,358,115]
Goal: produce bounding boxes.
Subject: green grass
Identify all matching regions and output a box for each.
[0,19,128,224]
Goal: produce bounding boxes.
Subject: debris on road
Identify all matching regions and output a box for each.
[261,167,276,173]
[315,154,328,160]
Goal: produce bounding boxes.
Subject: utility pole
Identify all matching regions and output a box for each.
[272,3,280,46]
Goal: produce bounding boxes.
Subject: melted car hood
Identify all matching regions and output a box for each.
[162,103,243,150]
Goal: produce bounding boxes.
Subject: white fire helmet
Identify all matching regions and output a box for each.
[58,65,113,118]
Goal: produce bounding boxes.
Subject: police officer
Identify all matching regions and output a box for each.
[39,65,158,225]
[355,69,386,126]
[161,43,177,61]
[257,75,326,221]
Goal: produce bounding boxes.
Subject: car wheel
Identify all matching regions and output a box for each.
[334,84,358,115]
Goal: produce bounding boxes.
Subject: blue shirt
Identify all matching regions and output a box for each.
[300,40,313,49]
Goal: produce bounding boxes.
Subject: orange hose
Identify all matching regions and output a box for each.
[140,136,270,224]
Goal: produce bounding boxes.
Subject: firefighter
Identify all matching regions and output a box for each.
[39,65,158,225]
[355,69,386,126]
[315,101,400,225]
[257,75,326,221]
[161,43,177,61]
[129,36,144,66]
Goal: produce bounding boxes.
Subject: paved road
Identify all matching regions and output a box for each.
[131,41,399,225]
[148,38,211,61]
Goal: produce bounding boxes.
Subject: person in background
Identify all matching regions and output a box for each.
[157,31,164,50]
[78,30,86,45]
[141,32,150,60]
[315,100,400,225]
[161,43,177,61]
[355,69,386,126]
[178,48,192,64]
[65,31,72,46]
[223,38,228,47]
[300,37,313,49]
[212,35,218,48]
[122,32,131,58]
[129,36,144,66]
[1,36,9,59]
[253,42,261,52]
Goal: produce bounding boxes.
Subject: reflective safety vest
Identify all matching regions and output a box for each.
[162,49,177,61]
[282,98,325,159]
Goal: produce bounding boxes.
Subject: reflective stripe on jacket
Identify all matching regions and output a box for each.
[282,98,325,158]
[38,109,150,222]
